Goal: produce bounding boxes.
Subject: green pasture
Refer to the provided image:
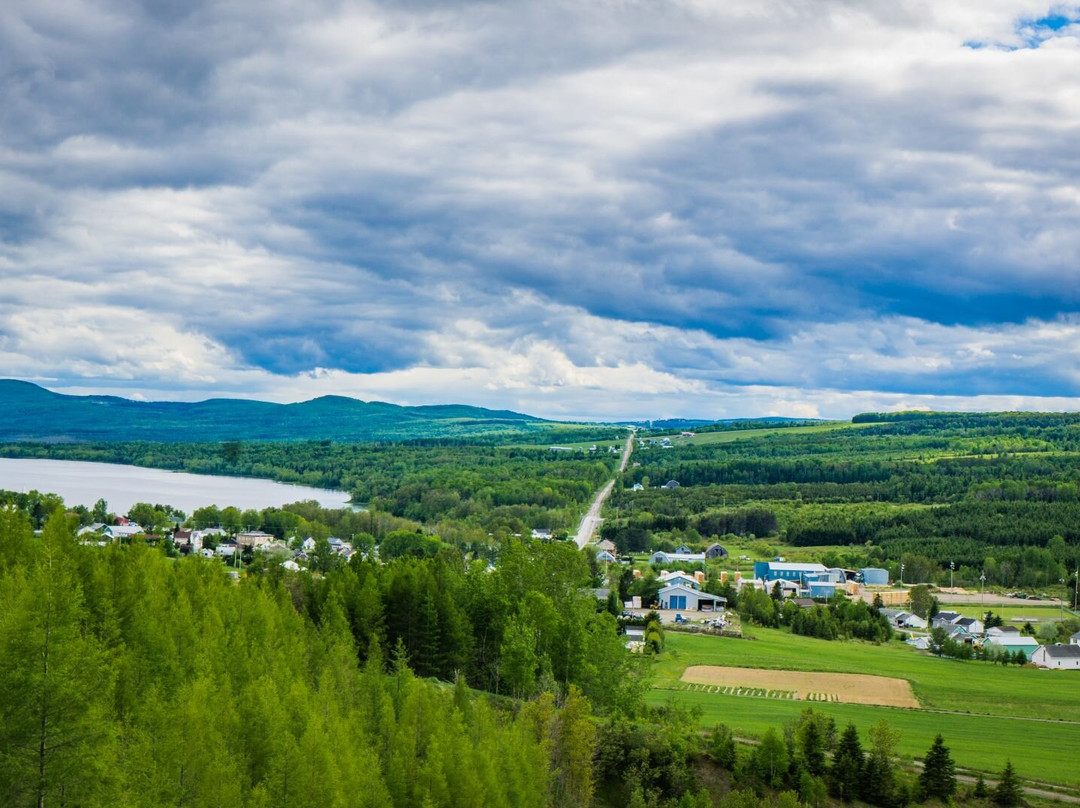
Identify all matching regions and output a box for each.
[652,630,1080,720]
[645,688,1080,787]
[648,630,1080,785]
[941,604,1072,624]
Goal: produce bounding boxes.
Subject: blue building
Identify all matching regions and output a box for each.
[753,561,829,584]
[859,568,889,586]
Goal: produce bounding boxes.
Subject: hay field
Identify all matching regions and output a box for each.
[681,665,920,708]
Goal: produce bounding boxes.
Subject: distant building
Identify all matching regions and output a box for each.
[1031,644,1080,670]
[650,551,706,566]
[236,531,273,549]
[859,568,889,586]
[753,561,828,584]
[658,583,725,611]
[662,480,680,489]
[984,636,1040,660]
[704,543,728,559]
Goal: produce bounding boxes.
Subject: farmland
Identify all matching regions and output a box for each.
[649,630,1080,786]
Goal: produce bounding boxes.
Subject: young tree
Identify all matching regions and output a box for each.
[708,724,737,770]
[918,734,956,802]
[754,728,789,788]
[862,719,901,807]
[992,761,1023,808]
[973,774,989,800]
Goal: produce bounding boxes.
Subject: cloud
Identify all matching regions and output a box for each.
[2,0,1080,418]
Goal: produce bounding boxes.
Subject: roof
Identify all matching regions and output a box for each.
[934,611,962,622]
[764,562,828,572]
[1039,644,1080,659]
[986,636,1040,647]
[1071,631,1080,641]
[653,551,706,562]
[659,582,724,602]
[956,617,980,627]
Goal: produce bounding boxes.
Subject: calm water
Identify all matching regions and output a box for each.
[0,458,351,513]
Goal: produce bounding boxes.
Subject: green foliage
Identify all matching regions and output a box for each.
[753,728,789,787]
[708,723,738,770]
[918,734,957,802]
[992,761,1023,808]
[830,724,864,802]
[0,514,608,808]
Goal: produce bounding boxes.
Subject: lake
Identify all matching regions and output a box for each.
[0,458,352,514]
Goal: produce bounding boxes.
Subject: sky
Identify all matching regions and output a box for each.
[2,0,1080,421]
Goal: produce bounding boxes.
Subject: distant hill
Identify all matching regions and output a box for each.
[0,380,557,442]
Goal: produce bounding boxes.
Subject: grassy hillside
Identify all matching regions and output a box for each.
[0,379,592,442]
[649,631,1080,786]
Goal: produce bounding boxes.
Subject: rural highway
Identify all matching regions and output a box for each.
[574,430,635,548]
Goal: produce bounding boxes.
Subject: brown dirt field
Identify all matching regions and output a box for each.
[681,665,920,708]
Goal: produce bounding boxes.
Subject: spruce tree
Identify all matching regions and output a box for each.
[973,774,989,800]
[993,761,1023,808]
[830,723,864,802]
[918,734,956,801]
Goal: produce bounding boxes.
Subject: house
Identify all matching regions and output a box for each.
[173,529,194,546]
[662,480,680,489]
[1070,631,1080,647]
[650,551,706,566]
[987,625,1021,638]
[1032,644,1080,670]
[859,568,889,586]
[899,613,928,630]
[595,539,617,553]
[77,522,106,537]
[217,539,238,558]
[659,571,700,589]
[955,617,984,636]
[930,612,964,630]
[658,583,725,612]
[984,636,1040,660]
[630,483,644,491]
[596,549,617,563]
[908,636,931,650]
[676,544,693,554]
[282,559,301,571]
[302,537,316,551]
[531,528,552,540]
[236,531,273,549]
[704,543,728,559]
[104,524,144,541]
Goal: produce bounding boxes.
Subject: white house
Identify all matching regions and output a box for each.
[104,524,144,541]
[1031,644,1080,670]
[658,583,725,612]
[596,549,617,563]
[1070,631,1080,647]
[955,617,984,636]
[236,531,273,549]
[658,571,700,589]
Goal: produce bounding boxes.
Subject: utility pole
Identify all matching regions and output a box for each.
[949,560,954,590]
[980,572,986,611]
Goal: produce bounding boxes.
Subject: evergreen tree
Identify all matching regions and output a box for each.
[993,761,1023,808]
[798,717,828,777]
[829,723,864,802]
[973,774,989,800]
[918,734,957,802]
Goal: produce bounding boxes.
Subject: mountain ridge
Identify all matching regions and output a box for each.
[0,379,553,443]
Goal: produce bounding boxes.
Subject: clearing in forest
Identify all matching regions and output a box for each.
[681,666,920,708]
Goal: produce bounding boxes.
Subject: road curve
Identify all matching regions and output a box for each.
[574,431,634,549]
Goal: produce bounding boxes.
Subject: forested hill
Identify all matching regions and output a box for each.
[0,379,564,442]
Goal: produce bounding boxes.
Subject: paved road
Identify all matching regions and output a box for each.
[574,431,634,549]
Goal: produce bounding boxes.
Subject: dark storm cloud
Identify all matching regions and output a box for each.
[3,0,1080,417]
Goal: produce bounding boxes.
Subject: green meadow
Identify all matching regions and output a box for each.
[650,630,1080,787]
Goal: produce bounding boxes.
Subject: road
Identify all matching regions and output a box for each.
[574,431,634,548]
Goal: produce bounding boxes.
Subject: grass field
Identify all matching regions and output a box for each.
[650,630,1080,787]
[939,604,1072,624]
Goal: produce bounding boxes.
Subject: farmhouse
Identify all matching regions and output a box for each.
[1070,631,1080,646]
[596,549,617,563]
[955,617,984,635]
[658,582,725,612]
[704,543,728,559]
[1031,644,1080,670]
[105,523,145,540]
